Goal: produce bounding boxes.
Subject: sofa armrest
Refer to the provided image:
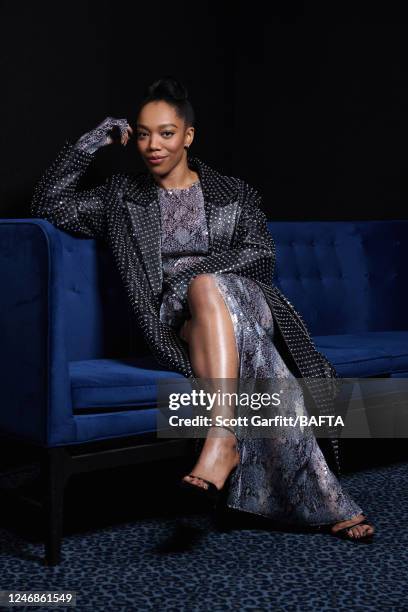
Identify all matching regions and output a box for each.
[0,219,76,446]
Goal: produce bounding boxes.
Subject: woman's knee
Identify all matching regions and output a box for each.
[187,273,222,314]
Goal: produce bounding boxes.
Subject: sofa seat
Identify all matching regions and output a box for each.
[69,355,187,411]
[315,331,408,376]
[68,355,193,444]
[69,331,408,415]
[67,330,408,445]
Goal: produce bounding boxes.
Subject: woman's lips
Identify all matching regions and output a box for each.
[148,157,167,165]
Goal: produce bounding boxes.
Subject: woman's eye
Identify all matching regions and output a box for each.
[137,131,173,138]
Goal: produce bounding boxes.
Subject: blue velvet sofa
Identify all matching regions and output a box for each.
[0,217,407,564]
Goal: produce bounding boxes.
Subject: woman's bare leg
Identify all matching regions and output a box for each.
[178,275,374,536]
[179,273,240,491]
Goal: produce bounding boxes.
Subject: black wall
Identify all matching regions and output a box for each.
[1,1,408,220]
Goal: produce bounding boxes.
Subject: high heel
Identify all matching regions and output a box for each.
[317,514,375,544]
[178,424,239,509]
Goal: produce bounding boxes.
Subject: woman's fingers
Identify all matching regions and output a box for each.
[76,116,134,153]
[87,116,133,147]
[117,118,133,145]
[124,125,133,145]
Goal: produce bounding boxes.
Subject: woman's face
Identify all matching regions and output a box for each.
[136,100,194,175]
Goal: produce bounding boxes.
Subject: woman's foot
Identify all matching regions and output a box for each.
[331,513,375,539]
[182,425,239,492]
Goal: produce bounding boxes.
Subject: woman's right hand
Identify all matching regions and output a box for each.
[74,116,133,154]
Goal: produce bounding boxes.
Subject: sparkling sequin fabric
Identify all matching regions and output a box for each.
[30,141,343,476]
[158,181,363,526]
[159,179,209,330]
[75,117,131,155]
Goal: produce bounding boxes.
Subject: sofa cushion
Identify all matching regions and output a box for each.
[70,355,187,411]
[70,332,408,413]
[314,331,408,376]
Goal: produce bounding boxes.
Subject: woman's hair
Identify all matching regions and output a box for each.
[136,75,195,128]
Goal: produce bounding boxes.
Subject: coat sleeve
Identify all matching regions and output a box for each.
[30,139,113,240]
[163,183,276,308]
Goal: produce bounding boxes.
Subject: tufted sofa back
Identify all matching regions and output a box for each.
[23,219,407,362]
[268,220,408,336]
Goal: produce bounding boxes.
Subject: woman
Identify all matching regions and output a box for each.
[31,76,374,542]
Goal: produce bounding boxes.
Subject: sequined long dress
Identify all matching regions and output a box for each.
[158,179,364,526]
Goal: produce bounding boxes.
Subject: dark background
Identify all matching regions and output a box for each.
[1,0,408,220]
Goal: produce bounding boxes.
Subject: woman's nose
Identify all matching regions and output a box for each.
[149,137,162,149]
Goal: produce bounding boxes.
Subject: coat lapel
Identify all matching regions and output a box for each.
[125,193,163,299]
[124,154,239,299]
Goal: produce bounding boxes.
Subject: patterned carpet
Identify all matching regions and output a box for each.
[0,452,407,612]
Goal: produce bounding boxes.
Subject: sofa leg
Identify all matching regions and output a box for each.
[41,447,68,566]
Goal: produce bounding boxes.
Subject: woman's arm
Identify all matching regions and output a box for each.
[164,182,276,306]
[30,141,111,239]
[30,117,133,239]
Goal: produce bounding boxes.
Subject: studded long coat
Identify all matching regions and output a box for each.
[30,140,342,473]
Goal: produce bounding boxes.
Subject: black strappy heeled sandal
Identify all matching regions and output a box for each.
[318,514,375,544]
[178,424,239,509]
